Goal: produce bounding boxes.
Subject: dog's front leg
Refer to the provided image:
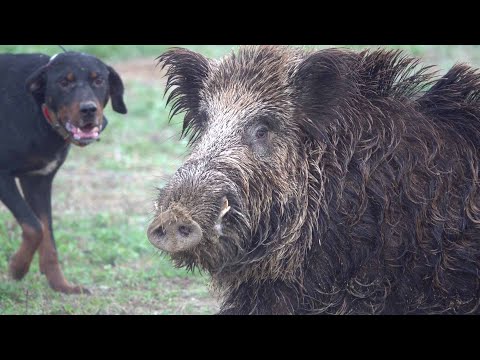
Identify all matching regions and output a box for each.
[19,173,90,294]
[0,174,43,280]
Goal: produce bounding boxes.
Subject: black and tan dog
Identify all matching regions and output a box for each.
[0,51,127,294]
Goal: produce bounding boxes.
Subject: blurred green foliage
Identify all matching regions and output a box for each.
[1,45,479,70]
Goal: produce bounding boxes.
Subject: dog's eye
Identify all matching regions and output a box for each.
[59,79,71,88]
[93,78,105,86]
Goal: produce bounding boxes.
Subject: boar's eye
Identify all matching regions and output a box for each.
[255,126,268,140]
[247,122,272,157]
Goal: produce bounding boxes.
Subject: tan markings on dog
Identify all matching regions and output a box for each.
[57,104,81,125]
[38,215,88,294]
[90,71,97,78]
[9,222,43,280]
[93,99,103,112]
[67,72,75,81]
[58,101,104,128]
[57,105,73,122]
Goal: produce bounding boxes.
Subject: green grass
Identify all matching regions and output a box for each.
[1,45,479,315]
[0,211,213,315]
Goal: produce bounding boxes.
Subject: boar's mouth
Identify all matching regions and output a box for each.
[147,197,231,254]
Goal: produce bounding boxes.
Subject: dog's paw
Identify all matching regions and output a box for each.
[49,281,92,295]
[66,285,91,295]
[8,254,31,280]
[51,282,92,294]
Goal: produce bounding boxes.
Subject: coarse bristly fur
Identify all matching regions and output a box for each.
[151,45,480,314]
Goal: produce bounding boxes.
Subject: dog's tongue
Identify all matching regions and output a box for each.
[73,128,99,140]
[66,123,99,140]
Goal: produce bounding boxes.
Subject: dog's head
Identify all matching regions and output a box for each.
[25,51,127,146]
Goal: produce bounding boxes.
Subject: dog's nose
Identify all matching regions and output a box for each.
[79,101,97,116]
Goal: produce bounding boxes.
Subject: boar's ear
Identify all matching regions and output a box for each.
[157,48,210,128]
[292,50,352,138]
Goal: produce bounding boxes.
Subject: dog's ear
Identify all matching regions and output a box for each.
[25,65,48,105]
[107,65,127,114]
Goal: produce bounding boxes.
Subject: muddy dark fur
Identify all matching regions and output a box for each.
[154,46,480,314]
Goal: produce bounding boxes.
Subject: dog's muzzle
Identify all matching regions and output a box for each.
[41,104,108,147]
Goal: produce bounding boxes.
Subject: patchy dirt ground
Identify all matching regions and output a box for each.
[113,57,167,86]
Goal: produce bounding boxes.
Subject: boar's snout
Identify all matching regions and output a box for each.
[147,206,203,253]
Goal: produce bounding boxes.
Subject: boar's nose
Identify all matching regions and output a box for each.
[147,208,203,253]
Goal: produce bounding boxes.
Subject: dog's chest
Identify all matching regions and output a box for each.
[11,145,69,177]
[26,157,61,175]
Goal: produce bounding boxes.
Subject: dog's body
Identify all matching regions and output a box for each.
[0,52,127,293]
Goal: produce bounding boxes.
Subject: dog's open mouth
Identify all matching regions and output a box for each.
[65,122,100,141]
